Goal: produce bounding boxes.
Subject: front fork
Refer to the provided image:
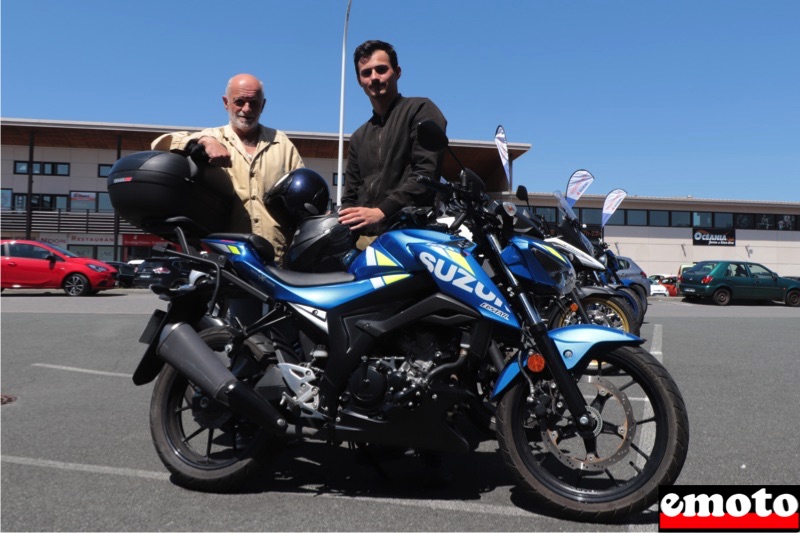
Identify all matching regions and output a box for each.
[485,234,593,430]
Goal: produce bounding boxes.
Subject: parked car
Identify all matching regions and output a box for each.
[612,255,652,301]
[0,239,117,296]
[678,260,800,306]
[132,257,192,289]
[650,281,670,297]
[660,276,679,297]
[105,261,136,288]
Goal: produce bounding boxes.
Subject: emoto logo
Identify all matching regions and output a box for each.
[659,485,799,531]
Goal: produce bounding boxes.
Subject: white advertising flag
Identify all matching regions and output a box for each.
[564,170,594,207]
[601,188,627,228]
[495,125,511,189]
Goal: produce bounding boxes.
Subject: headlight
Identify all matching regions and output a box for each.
[87,264,109,273]
[532,248,576,296]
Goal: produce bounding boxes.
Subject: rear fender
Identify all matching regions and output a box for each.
[490,325,644,400]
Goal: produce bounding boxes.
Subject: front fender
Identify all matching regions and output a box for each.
[490,325,644,400]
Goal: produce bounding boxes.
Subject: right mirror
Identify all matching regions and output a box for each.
[417,120,449,152]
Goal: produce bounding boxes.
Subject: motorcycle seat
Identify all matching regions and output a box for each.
[264,265,355,287]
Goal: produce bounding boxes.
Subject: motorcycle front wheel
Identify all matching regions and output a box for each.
[549,295,640,336]
[495,345,689,521]
[149,328,280,491]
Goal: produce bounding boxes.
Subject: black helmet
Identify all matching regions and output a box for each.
[264,168,330,228]
[286,214,358,273]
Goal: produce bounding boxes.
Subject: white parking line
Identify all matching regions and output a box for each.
[2,455,169,481]
[2,455,534,518]
[32,363,132,378]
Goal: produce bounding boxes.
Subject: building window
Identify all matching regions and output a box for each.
[69,191,98,211]
[777,215,796,231]
[650,210,669,227]
[606,210,625,226]
[332,173,342,186]
[98,192,114,212]
[580,208,601,225]
[693,211,712,227]
[735,214,755,229]
[12,193,69,211]
[756,214,775,230]
[627,210,647,226]
[14,161,70,176]
[671,211,691,227]
[13,194,26,210]
[535,206,557,224]
[1,189,12,210]
[713,213,733,229]
[98,164,113,177]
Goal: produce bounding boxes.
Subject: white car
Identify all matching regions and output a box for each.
[650,282,670,297]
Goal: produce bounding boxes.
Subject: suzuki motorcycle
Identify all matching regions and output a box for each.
[115,121,688,521]
[512,187,641,334]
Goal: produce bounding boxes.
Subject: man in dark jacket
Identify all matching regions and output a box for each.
[338,40,447,247]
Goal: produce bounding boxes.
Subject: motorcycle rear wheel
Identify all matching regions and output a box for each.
[149,328,280,491]
[495,345,689,521]
[549,295,640,336]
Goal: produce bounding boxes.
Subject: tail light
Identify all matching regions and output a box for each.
[701,276,713,284]
[152,267,170,274]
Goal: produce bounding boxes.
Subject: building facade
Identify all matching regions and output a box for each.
[2,118,798,277]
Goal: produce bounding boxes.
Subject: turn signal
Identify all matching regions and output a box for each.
[526,352,546,373]
[569,302,580,312]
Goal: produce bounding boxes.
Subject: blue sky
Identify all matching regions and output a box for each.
[2,0,799,203]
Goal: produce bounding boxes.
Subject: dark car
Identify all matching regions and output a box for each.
[105,261,136,288]
[1,239,117,296]
[677,260,800,307]
[132,257,192,289]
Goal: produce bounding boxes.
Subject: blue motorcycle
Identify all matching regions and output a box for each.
[120,121,688,521]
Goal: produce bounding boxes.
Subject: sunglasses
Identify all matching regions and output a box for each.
[359,64,390,78]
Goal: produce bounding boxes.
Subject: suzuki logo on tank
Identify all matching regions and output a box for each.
[693,228,736,246]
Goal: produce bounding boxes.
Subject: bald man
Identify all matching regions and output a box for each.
[153,73,304,263]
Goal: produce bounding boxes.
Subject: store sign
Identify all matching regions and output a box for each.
[39,233,68,248]
[70,192,97,201]
[693,228,736,246]
[122,234,169,246]
[68,234,116,245]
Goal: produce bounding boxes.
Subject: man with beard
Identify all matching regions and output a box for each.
[338,40,447,248]
[153,73,304,263]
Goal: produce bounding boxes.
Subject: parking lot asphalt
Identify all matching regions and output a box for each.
[1,290,799,531]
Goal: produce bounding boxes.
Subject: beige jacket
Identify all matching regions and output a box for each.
[152,125,304,262]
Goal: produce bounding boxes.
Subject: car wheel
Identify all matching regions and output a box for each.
[785,290,800,308]
[712,288,731,306]
[170,278,189,289]
[64,273,91,296]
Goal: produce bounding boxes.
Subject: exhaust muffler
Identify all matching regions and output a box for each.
[157,323,287,433]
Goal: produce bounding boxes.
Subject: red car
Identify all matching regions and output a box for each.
[1,239,117,296]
